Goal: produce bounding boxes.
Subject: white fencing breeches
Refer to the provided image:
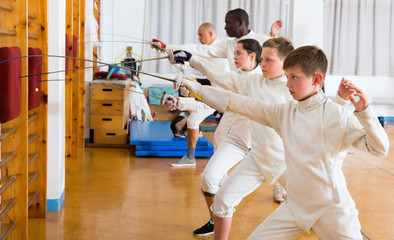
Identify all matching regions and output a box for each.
[210,154,265,218]
[247,201,362,240]
[201,131,249,195]
[186,106,215,129]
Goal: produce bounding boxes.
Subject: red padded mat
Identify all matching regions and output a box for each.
[65,34,69,75]
[0,47,22,123]
[72,35,77,72]
[28,47,42,110]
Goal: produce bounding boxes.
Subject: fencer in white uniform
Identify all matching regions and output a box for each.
[183,38,294,239]
[164,39,263,237]
[178,38,229,150]
[178,46,390,239]
[170,23,230,167]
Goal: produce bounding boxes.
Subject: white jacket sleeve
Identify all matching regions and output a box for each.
[226,92,284,131]
[176,97,215,112]
[331,90,352,107]
[196,86,283,131]
[344,106,389,157]
[189,56,250,94]
[167,38,228,59]
[197,86,232,112]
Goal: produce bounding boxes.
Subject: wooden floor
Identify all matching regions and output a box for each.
[28,125,394,240]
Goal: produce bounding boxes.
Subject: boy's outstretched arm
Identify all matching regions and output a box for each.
[177,78,230,112]
[189,55,250,93]
[343,82,389,156]
[180,78,282,130]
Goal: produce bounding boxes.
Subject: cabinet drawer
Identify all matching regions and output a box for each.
[90,115,127,129]
[90,84,129,100]
[92,129,128,144]
[90,100,127,115]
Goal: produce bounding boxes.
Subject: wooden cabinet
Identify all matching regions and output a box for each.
[89,80,130,144]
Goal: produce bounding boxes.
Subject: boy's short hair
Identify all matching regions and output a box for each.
[238,39,262,64]
[283,45,328,80]
[262,37,294,60]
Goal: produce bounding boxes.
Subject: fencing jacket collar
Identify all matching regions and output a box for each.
[298,90,327,111]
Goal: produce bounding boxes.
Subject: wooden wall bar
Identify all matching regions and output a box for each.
[27,0,48,218]
[0,0,89,237]
[0,0,29,239]
[69,0,86,159]
[78,0,86,149]
[71,0,81,159]
[65,0,73,172]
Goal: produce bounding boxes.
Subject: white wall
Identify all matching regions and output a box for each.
[288,0,324,48]
[47,0,66,200]
[83,0,95,139]
[83,0,148,139]
[100,0,146,69]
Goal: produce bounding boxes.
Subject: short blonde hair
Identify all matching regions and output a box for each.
[262,37,294,60]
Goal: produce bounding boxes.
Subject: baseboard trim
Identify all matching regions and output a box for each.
[47,190,65,211]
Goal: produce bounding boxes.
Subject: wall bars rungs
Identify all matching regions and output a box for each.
[28,133,39,145]
[0,3,13,11]
[28,153,39,166]
[28,192,39,208]
[0,152,16,168]
[0,128,16,142]
[1,222,17,240]
[28,113,38,123]
[0,29,17,36]
[0,175,17,195]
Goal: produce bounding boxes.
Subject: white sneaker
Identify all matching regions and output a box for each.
[273,183,287,203]
[174,132,186,138]
[170,155,196,167]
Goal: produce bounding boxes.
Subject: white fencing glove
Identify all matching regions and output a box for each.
[168,50,192,64]
[181,79,202,98]
[179,86,189,97]
[162,94,178,111]
[173,74,201,98]
[151,39,167,53]
[173,73,183,92]
[173,73,194,97]
[176,97,198,112]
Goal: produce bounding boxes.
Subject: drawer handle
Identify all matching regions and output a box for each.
[102,88,112,92]
[102,103,112,106]
[102,118,112,121]
[106,133,116,136]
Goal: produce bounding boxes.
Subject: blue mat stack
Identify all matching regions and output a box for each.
[129,121,214,157]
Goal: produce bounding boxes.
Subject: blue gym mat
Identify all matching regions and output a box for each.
[129,121,214,157]
[136,144,213,151]
[135,149,214,157]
